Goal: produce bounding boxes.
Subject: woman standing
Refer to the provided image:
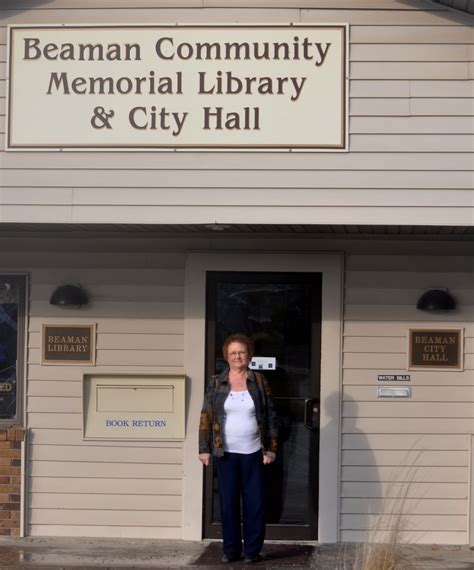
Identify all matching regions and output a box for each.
[199,333,278,563]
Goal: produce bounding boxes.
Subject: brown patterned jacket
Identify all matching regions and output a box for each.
[199,368,278,458]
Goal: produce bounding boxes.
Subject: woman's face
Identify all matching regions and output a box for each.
[225,341,250,369]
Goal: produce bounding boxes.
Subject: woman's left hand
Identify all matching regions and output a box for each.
[263,451,276,465]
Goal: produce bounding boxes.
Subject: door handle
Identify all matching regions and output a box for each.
[304,398,319,431]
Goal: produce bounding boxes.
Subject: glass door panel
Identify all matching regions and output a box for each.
[0,278,24,422]
[204,272,321,540]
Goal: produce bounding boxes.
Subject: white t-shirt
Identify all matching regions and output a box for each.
[222,390,261,454]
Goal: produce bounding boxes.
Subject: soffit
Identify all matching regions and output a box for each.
[429,0,474,15]
[0,224,472,241]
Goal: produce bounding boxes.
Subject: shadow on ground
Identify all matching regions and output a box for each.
[193,542,315,567]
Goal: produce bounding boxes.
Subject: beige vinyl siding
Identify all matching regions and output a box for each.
[0,2,473,225]
[12,239,191,538]
[19,247,186,538]
[0,0,458,8]
[0,0,473,544]
[341,481,468,498]
[0,231,470,540]
[471,435,474,545]
[342,253,474,544]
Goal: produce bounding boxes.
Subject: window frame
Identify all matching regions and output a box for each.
[0,274,27,427]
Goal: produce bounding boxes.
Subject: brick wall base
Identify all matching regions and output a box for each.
[0,429,25,537]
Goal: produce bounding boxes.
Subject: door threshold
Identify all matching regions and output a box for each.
[265,539,320,545]
[203,539,320,546]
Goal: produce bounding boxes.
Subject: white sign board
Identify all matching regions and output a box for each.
[250,356,277,371]
[7,24,347,151]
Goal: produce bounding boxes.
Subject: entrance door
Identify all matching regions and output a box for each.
[203,271,321,540]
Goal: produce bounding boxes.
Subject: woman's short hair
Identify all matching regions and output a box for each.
[222,334,254,360]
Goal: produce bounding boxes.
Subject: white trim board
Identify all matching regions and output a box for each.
[182,251,344,542]
[470,434,474,547]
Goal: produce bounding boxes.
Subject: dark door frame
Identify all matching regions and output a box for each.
[203,270,322,541]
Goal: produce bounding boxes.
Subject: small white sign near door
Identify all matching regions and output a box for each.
[249,356,276,371]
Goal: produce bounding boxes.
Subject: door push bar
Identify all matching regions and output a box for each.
[304,398,320,431]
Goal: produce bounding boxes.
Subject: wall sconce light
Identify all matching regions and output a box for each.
[50,285,88,307]
[417,289,456,312]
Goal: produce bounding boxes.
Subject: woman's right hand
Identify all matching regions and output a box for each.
[199,453,211,466]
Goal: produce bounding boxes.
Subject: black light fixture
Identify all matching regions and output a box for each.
[417,289,456,312]
[50,284,88,307]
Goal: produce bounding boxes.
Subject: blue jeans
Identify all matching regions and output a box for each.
[215,450,265,557]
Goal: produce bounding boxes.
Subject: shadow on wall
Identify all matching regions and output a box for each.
[324,391,381,543]
[1,0,55,19]
[1,0,472,23]
[328,391,429,547]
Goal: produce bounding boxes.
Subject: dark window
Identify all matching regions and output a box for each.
[0,276,26,425]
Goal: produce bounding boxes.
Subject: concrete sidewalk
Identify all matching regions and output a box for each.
[0,537,471,569]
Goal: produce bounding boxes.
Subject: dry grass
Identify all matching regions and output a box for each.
[352,539,414,570]
[347,450,422,570]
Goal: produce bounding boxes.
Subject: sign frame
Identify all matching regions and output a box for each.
[41,323,96,366]
[7,23,349,152]
[407,328,464,372]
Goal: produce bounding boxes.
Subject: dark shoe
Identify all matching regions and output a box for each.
[222,554,240,563]
[244,552,266,563]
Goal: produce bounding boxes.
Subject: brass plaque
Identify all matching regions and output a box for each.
[408,329,463,370]
[42,324,96,365]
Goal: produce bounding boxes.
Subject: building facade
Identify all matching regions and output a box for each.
[0,0,473,546]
